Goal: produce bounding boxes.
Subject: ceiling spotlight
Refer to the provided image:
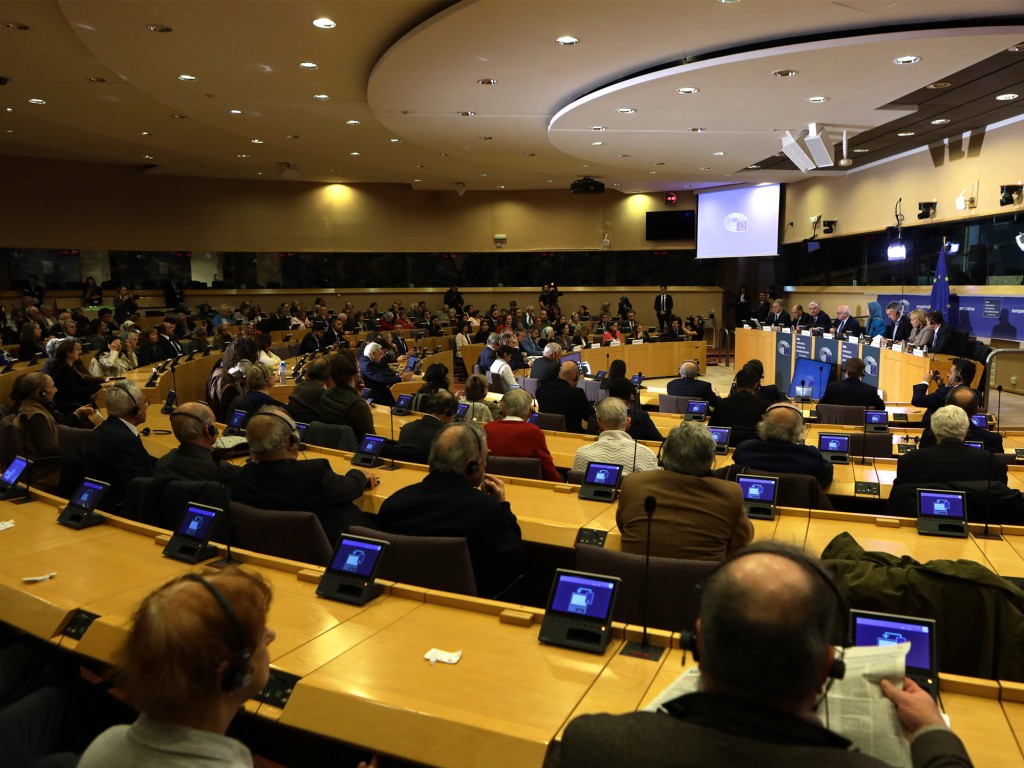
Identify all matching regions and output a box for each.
[746,164,761,169]
[893,55,920,65]
[917,201,937,220]
[555,35,579,45]
[926,82,952,89]
[887,199,906,260]
[897,131,915,137]
[772,69,798,77]
[313,94,329,100]
[228,109,244,115]
[807,96,829,104]
[676,87,700,95]
[955,184,976,210]
[615,108,636,114]
[781,130,814,172]
[312,17,336,29]
[177,74,197,81]
[999,184,1023,206]
[146,24,172,33]
[930,118,951,125]
[996,93,1020,101]
[477,79,497,85]
[345,119,361,125]
[823,220,837,234]
[27,98,46,105]
[457,111,475,117]
[298,62,318,70]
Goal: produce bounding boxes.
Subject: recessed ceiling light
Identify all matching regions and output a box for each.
[522,152,535,157]
[3,21,30,30]
[478,136,493,140]
[414,164,424,168]
[86,76,106,83]
[497,185,505,189]
[1010,44,1022,52]
[897,131,915,137]
[236,153,250,158]
[479,173,488,177]
[4,129,12,134]
[930,118,951,125]
[591,141,605,146]
[413,178,423,182]
[719,0,741,4]
[772,69,798,77]
[615,108,636,114]
[893,55,920,65]
[285,135,299,139]
[926,82,951,90]
[546,179,553,183]
[345,119,360,125]
[143,155,154,160]
[256,172,263,176]
[350,152,360,157]
[3,107,13,113]
[807,96,829,103]
[712,151,726,156]
[555,35,579,45]
[387,138,401,143]
[171,114,187,119]
[853,148,869,153]
[649,171,659,175]
[747,164,761,169]
[313,94,329,100]
[477,78,497,85]
[591,126,606,131]
[677,87,700,95]
[580,164,589,168]
[612,182,621,187]
[139,130,151,136]
[251,138,263,144]
[688,128,705,132]
[312,17,336,29]
[299,62,318,70]
[177,74,197,82]
[653,162,665,166]
[27,98,45,105]
[457,111,475,117]
[228,109,244,115]
[438,152,449,157]
[615,154,631,158]
[700,166,712,171]
[146,24,172,33]
[996,93,1020,101]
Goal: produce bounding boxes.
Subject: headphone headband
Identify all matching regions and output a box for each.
[180,574,253,692]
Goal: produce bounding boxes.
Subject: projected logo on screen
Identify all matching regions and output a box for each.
[818,347,833,363]
[777,339,791,356]
[724,212,749,232]
[863,355,878,376]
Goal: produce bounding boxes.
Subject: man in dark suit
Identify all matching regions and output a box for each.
[156,402,237,482]
[299,321,329,354]
[323,315,349,347]
[709,367,769,446]
[895,405,1007,486]
[162,274,186,309]
[258,304,292,334]
[805,301,831,331]
[378,422,527,601]
[885,301,912,342]
[476,333,501,373]
[286,357,332,424]
[927,310,954,354]
[548,543,970,768]
[790,304,811,329]
[819,357,884,410]
[529,342,562,384]
[732,403,833,487]
[155,321,184,359]
[752,292,771,323]
[659,317,688,341]
[911,358,977,427]
[666,360,720,408]
[537,361,594,434]
[229,407,375,543]
[395,389,457,464]
[832,305,862,338]
[918,386,1002,451]
[484,389,561,482]
[654,285,674,331]
[80,380,155,509]
[766,300,790,328]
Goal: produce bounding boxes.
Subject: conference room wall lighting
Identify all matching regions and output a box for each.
[823,220,837,234]
[999,185,1023,206]
[917,201,936,220]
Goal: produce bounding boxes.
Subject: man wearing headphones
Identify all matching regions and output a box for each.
[79,379,155,510]
[911,358,977,428]
[547,543,971,768]
[229,406,376,544]
[155,402,237,482]
[666,360,720,408]
[286,356,333,424]
[299,320,330,354]
[732,403,834,488]
[537,361,594,434]
[378,423,527,601]
[395,389,459,464]
[819,358,885,410]
[918,386,1002,452]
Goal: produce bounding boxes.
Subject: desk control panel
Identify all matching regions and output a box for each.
[575,528,607,548]
[255,668,301,709]
[62,609,100,640]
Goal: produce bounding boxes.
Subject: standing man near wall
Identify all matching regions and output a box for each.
[654,285,674,332]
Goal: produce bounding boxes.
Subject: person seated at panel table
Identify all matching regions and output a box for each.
[918,386,1002,452]
[572,397,657,477]
[819,357,884,410]
[732,403,833,488]
[708,366,769,446]
[230,407,376,543]
[905,309,933,348]
[537,361,595,434]
[602,320,625,346]
[377,422,528,601]
[484,389,561,482]
[396,389,458,464]
[766,299,790,328]
[805,301,832,332]
[285,356,332,425]
[894,404,1007,487]
[79,380,156,510]
[77,569,280,768]
[865,301,887,338]
[885,300,912,343]
[360,341,412,408]
[318,350,375,441]
[616,422,751,560]
[659,316,689,341]
[529,342,563,384]
[155,402,238,483]
[667,360,720,408]
[925,310,955,355]
[790,304,811,329]
[545,542,973,768]
[911,357,978,428]
[832,305,862,338]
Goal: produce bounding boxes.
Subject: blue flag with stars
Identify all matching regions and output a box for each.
[930,250,950,323]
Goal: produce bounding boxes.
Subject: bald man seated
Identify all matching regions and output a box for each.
[546,543,972,768]
[536,361,594,434]
[732,403,833,487]
[155,402,238,482]
[666,360,720,408]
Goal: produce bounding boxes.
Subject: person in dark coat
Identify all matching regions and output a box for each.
[286,357,332,424]
[537,362,594,434]
[732,404,833,488]
[395,389,457,464]
[666,360,720,408]
[832,305,862,338]
[911,358,977,427]
[917,386,1001,451]
[156,402,237,482]
[529,343,562,384]
[894,405,1006,487]
[709,367,770,446]
[819,358,884,410]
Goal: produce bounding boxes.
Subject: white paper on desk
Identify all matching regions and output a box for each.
[642,667,701,713]
[871,335,884,347]
[825,643,911,768]
[424,648,462,665]
[0,520,14,531]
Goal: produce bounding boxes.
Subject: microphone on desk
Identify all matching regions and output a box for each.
[382,403,399,471]
[996,384,1004,438]
[978,387,1004,541]
[620,495,664,662]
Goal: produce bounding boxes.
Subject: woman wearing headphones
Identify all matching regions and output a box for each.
[49,338,110,418]
[227,363,287,415]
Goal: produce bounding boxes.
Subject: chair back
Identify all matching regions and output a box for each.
[520,377,539,397]
[582,379,606,403]
[847,431,894,458]
[348,526,477,596]
[0,414,23,468]
[658,394,694,414]
[533,412,566,432]
[815,404,866,425]
[714,465,833,510]
[305,421,358,451]
[230,501,333,566]
[489,371,508,395]
[486,455,543,479]
[574,545,716,632]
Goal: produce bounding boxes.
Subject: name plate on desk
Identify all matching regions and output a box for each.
[761,326,773,332]
[801,330,812,336]
[781,327,792,334]
[912,348,925,357]
[823,333,834,339]
[855,482,880,497]
[892,342,904,352]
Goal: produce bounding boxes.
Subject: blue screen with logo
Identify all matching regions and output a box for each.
[739,476,777,503]
[70,479,106,511]
[329,537,385,577]
[228,410,248,429]
[919,491,965,520]
[853,615,932,670]
[818,434,850,453]
[584,462,621,488]
[1,457,28,488]
[865,410,888,425]
[395,394,413,409]
[358,434,385,456]
[177,505,218,541]
[549,573,616,621]
[708,427,730,446]
[686,400,708,415]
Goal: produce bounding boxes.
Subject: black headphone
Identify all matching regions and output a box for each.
[681,543,848,682]
[170,409,218,439]
[114,381,141,416]
[464,423,484,474]
[254,410,300,447]
[181,574,253,692]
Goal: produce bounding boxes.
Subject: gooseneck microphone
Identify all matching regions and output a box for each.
[978,384,1004,541]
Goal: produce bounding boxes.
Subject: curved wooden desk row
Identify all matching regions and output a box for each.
[0,491,1022,767]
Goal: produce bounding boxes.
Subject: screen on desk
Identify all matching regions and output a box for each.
[455,403,469,421]
[69,478,107,511]
[547,572,616,621]
[686,400,708,415]
[971,414,987,429]
[852,612,934,671]
[817,434,850,454]
[583,462,622,489]
[865,410,889,426]
[707,427,730,447]
[328,536,385,578]
[578,360,590,375]
[394,394,413,410]
[227,409,248,430]
[562,352,581,366]
[357,435,385,457]
[917,490,966,520]
[295,422,309,442]
[964,441,983,450]
[0,456,28,489]
[405,355,419,372]
[631,373,644,386]
[176,503,219,541]
[787,358,833,400]
[738,475,777,504]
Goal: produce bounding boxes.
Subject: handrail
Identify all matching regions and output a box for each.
[715,327,733,368]
[983,347,1024,423]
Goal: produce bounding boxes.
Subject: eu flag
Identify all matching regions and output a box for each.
[930,250,950,323]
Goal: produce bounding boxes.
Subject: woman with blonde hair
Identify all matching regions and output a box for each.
[906,308,934,348]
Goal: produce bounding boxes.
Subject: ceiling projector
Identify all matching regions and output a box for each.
[570,177,604,194]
